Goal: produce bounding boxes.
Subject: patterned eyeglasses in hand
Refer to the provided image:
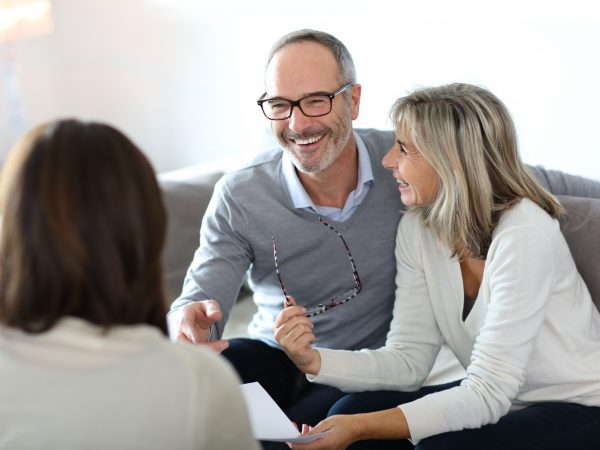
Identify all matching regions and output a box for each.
[271,217,362,317]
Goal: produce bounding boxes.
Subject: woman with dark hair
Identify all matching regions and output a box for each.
[0,119,258,450]
[274,84,600,449]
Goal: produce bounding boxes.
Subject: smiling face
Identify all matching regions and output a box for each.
[264,41,360,173]
[382,121,440,206]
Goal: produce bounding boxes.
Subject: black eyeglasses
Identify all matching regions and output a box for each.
[272,217,362,317]
[257,83,354,120]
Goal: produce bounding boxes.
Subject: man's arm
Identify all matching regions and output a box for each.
[528,165,600,198]
[169,177,253,344]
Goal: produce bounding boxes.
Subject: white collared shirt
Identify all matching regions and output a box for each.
[281,131,374,222]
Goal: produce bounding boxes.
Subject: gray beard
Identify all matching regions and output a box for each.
[287,128,351,174]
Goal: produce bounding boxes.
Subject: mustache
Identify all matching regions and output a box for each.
[282,127,330,140]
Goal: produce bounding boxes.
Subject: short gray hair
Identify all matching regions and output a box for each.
[267,29,357,84]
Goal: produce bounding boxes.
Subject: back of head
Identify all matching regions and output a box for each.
[391,83,563,257]
[0,119,168,334]
[267,29,357,84]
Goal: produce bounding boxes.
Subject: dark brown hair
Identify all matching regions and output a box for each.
[0,119,168,334]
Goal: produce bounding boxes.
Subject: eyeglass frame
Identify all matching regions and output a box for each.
[257,83,354,120]
[271,216,362,318]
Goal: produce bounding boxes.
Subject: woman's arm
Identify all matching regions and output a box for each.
[274,214,444,392]
[310,214,444,391]
[289,407,411,450]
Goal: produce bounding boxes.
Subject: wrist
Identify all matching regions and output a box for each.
[299,348,321,376]
[354,408,410,441]
[351,413,370,442]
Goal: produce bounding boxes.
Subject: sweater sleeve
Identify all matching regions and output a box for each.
[170,177,253,337]
[311,213,444,391]
[400,218,557,443]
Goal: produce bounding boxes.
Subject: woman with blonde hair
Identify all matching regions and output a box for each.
[274,84,600,449]
[0,119,258,450]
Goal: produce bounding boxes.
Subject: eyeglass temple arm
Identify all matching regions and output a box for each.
[317,217,362,293]
[272,234,292,305]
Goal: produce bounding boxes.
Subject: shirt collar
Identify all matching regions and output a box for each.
[282,131,374,210]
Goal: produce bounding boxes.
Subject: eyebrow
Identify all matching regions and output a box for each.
[264,90,332,101]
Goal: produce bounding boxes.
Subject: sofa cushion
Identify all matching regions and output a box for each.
[557,195,600,312]
[160,172,223,302]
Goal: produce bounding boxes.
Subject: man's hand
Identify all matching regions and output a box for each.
[172,300,229,352]
[273,296,321,375]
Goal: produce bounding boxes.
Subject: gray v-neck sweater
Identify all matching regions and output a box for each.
[173,129,402,350]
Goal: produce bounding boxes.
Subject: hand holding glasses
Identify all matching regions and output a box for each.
[272,217,362,317]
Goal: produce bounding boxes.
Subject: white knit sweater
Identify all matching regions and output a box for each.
[0,317,259,450]
[312,199,600,442]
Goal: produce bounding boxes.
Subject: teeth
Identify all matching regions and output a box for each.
[294,134,324,145]
[396,178,409,187]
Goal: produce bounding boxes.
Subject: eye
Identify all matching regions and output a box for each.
[397,141,408,155]
[305,97,327,106]
[266,100,289,111]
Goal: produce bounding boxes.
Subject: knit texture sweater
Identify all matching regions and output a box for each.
[172,129,402,350]
[312,199,600,442]
[0,318,258,450]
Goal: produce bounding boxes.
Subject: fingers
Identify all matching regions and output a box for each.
[178,300,222,344]
[276,321,315,349]
[202,299,224,323]
[288,423,325,450]
[273,314,315,348]
[274,296,309,328]
[175,330,193,344]
[205,338,229,353]
[307,418,332,434]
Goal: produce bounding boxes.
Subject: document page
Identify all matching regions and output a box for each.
[240,382,330,443]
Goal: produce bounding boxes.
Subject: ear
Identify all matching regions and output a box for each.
[350,83,362,120]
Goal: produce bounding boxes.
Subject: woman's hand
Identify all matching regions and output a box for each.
[273,296,321,375]
[288,408,411,450]
[288,415,363,450]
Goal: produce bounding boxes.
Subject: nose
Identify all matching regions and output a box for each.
[288,104,313,133]
[382,144,399,170]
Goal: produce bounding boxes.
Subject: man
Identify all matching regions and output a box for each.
[170,29,600,434]
[171,30,397,430]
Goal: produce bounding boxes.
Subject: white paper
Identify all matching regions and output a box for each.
[240,382,331,443]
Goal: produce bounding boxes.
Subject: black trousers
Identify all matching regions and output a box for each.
[222,337,345,450]
[327,382,600,450]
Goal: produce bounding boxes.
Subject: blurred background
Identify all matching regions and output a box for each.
[1,0,598,178]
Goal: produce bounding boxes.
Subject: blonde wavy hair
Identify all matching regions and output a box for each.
[391,83,563,259]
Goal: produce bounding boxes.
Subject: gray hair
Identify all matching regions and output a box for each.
[266,29,357,84]
[391,83,563,258]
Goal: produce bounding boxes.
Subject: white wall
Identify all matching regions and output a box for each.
[1,0,599,179]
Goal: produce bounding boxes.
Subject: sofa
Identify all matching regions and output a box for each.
[158,162,600,377]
